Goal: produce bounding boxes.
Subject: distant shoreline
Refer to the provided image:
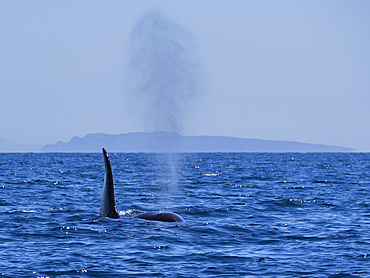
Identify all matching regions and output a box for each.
[0,132,356,153]
[38,132,354,153]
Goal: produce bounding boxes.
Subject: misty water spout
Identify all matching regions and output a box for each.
[126,11,202,134]
[125,12,202,211]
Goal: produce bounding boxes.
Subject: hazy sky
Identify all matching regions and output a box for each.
[1,1,369,151]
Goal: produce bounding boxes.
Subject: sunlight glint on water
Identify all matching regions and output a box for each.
[0,152,369,277]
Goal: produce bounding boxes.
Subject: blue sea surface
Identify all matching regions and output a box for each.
[0,152,369,277]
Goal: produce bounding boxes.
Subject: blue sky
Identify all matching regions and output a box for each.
[0,1,369,151]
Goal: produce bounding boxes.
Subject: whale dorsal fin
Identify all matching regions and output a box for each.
[100,148,120,218]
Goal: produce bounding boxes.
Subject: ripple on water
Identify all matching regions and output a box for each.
[0,153,369,276]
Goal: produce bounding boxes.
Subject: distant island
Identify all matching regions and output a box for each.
[0,137,40,153]
[37,132,354,153]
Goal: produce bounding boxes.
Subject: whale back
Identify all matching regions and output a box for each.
[100,148,120,219]
[136,212,184,222]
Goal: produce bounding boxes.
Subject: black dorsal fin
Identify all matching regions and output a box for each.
[100,148,120,219]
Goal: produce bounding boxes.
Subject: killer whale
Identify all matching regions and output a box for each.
[100,148,184,222]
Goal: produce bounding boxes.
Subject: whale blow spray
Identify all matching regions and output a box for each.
[126,11,201,135]
[126,12,202,211]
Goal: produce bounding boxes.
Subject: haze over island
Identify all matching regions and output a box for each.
[0,132,355,153]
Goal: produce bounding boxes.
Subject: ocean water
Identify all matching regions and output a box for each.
[0,152,369,277]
